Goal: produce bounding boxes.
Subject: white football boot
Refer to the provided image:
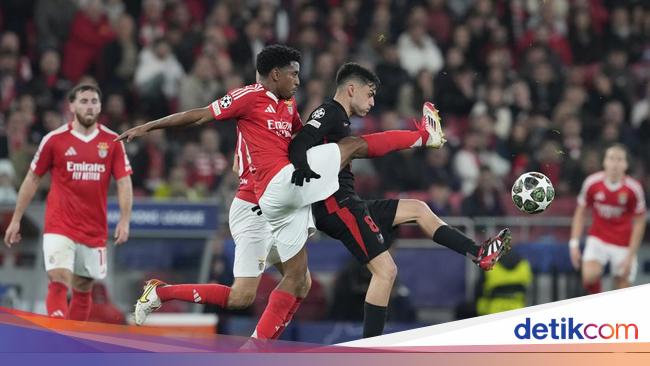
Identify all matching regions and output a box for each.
[134,279,165,326]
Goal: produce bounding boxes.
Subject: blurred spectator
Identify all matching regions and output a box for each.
[1,32,31,82]
[98,93,129,130]
[34,0,78,52]
[23,49,71,111]
[568,7,603,65]
[134,38,185,118]
[632,82,650,129]
[188,128,229,192]
[153,165,202,201]
[299,78,326,122]
[61,0,116,83]
[461,166,505,217]
[179,55,220,111]
[422,146,460,192]
[397,69,434,119]
[453,128,510,195]
[426,180,453,216]
[138,0,166,47]
[41,109,65,132]
[397,7,444,77]
[101,14,138,89]
[130,127,174,195]
[0,159,17,204]
[472,83,513,140]
[375,44,410,114]
[435,64,476,118]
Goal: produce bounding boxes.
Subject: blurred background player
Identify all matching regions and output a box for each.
[570,144,646,293]
[289,62,511,337]
[3,83,133,320]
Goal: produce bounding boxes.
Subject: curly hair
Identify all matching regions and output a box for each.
[335,63,381,88]
[256,44,301,76]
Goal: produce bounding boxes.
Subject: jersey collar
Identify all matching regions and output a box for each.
[69,122,99,143]
[331,99,350,125]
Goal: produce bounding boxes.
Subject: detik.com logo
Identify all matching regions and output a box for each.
[514,317,638,340]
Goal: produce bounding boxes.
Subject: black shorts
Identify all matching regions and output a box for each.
[313,195,399,264]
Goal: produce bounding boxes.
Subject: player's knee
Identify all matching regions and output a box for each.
[47,270,72,287]
[581,270,599,285]
[374,260,398,283]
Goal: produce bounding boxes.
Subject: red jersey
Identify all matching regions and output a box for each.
[577,171,646,247]
[234,128,257,204]
[31,123,133,247]
[210,84,302,198]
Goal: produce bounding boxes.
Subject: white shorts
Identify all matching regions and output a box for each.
[583,236,637,283]
[229,197,281,277]
[259,143,341,262]
[43,233,107,280]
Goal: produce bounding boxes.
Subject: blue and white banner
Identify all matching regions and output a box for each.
[107,201,219,232]
[342,284,650,346]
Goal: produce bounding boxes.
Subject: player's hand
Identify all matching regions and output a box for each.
[569,247,581,270]
[291,167,321,186]
[114,219,130,245]
[115,124,149,143]
[3,221,21,248]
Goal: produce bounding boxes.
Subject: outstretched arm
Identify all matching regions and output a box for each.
[116,107,214,142]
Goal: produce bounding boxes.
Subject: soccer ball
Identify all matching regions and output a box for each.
[511,172,555,214]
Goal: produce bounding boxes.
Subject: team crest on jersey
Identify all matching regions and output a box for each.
[220,94,233,109]
[285,100,293,115]
[312,107,325,119]
[618,192,628,205]
[97,142,109,158]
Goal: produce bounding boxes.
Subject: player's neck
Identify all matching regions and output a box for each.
[72,120,98,135]
[605,173,624,184]
[333,94,352,117]
[259,80,282,100]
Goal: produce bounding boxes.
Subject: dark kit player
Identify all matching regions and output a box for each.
[289,63,511,338]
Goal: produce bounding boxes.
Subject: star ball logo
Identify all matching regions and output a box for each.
[514,317,639,340]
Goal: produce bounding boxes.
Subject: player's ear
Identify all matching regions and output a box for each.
[347,83,355,98]
[271,68,281,82]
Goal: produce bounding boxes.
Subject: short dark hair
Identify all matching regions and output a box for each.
[68,83,102,102]
[335,62,380,88]
[605,143,630,162]
[256,44,301,76]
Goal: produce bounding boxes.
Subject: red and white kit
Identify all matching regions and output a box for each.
[31,123,132,278]
[229,129,279,277]
[577,171,647,281]
[210,84,340,261]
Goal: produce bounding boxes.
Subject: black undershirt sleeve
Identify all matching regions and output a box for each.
[288,109,335,170]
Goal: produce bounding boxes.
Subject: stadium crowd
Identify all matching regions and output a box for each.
[0,0,649,218]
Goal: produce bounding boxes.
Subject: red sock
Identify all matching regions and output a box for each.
[584,280,602,294]
[46,282,69,318]
[68,289,92,321]
[361,130,427,158]
[272,297,303,339]
[253,289,297,340]
[156,284,231,308]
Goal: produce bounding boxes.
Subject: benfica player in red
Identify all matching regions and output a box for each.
[570,144,646,292]
[4,84,133,320]
[118,45,449,340]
